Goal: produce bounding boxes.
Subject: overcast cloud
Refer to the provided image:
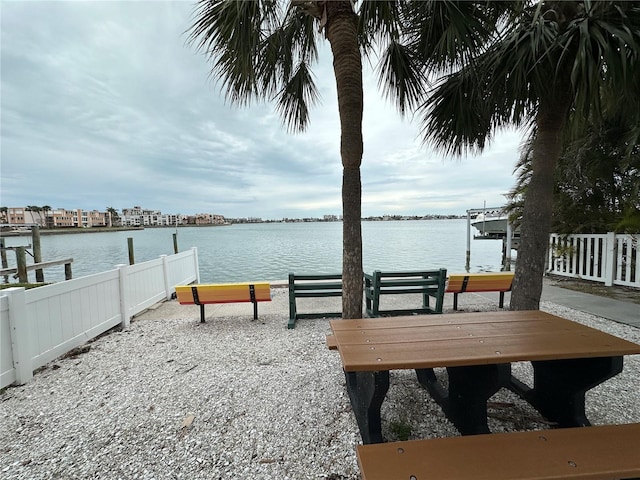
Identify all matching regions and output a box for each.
[1,0,524,219]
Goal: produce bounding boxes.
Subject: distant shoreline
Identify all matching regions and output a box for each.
[0,224,233,238]
[0,226,144,237]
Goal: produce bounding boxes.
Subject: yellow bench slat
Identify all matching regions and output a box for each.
[175,283,271,305]
[446,272,514,293]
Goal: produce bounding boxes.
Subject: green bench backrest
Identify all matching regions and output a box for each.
[365,269,447,317]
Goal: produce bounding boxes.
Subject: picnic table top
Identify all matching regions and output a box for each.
[329,310,640,372]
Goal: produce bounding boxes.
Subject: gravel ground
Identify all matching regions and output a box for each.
[1,288,639,480]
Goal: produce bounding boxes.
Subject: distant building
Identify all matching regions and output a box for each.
[49,209,108,228]
[4,207,108,228]
[4,205,227,229]
[6,207,38,226]
[189,213,227,225]
[120,206,180,226]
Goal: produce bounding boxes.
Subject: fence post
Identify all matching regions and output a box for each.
[161,255,172,300]
[127,237,135,265]
[192,247,201,283]
[32,226,44,283]
[64,262,73,280]
[604,232,616,287]
[16,246,28,283]
[5,287,33,385]
[0,238,8,283]
[117,264,131,328]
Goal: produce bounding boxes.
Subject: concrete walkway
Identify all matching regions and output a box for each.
[540,281,639,328]
[473,279,639,329]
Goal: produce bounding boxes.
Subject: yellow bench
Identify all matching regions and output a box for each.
[175,282,271,323]
[356,423,640,480]
[446,271,514,310]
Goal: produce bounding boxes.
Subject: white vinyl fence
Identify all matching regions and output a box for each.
[548,233,640,288]
[1,248,199,389]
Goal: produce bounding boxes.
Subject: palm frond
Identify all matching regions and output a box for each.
[188,0,271,105]
[376,40,428,116]
[403,0,515,70]
[357,0,403,55]
[558,1,640,129]
[188,0,323,131]
[275,61,320,132]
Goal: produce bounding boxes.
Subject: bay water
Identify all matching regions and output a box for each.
[2,220,511,283]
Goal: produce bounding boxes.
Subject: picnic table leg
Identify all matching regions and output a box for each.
[344,370,390,444]
[416,364,509,435]
[507,356,623,427]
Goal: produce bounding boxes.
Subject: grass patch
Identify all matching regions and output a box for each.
[389,419,412,441]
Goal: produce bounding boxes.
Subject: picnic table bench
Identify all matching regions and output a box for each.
[175,282,271,323]
[445,271,514,310]
[364,269,447,317]
[356,423,640,480]
[288,273,342,329]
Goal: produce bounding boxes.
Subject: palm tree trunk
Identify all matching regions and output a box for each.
[511,95,572,310]
[325,1,364,319]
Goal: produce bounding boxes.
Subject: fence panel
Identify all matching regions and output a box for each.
[0,248,199,389]
[25,270,122,370]
[0,295,16,387]
[124,258,167,317]
[549,233,640,289]
[166,249,199,287]
[614,234,639,288]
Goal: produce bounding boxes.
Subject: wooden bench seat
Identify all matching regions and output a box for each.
[364,269,447,317]
[446,271,514,310]
[175,282,271,323]
[357,423,640,480]
[288,273,342,329]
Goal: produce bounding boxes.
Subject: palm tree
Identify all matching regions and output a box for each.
[106,207,120,227]
[188,0,498,318]
[421,1,640,310]
[41,205,52,228]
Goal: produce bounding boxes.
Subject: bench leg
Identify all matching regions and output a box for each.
[499,291,505,308]
[416,364,509,435]
[199,304,205,323]
[253,300,258,320]
[453,292,459,310]
[344,370,390,444]
[507,356,623,427]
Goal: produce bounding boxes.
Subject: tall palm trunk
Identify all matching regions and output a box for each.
[511,92,572,310]
[325,1,364,319]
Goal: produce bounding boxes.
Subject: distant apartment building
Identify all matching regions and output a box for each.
[4,205,226,229]
[120,206,224,227]
[121,206,162,227]
[190,213,227,225]
[5,207,39,226]
[49,209,108,228]
[3,207,107,228]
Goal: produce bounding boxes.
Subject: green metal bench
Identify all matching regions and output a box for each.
[364,269,447,317]
[288,273,343,329]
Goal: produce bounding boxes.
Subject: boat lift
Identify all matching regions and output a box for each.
[466,205,517,271]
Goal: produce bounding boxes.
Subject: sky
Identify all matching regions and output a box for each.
[1,0,525,220]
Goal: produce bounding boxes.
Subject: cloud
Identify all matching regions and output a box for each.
[1,0,522,219]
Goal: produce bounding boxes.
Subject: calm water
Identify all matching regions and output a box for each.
[2,220,511,283]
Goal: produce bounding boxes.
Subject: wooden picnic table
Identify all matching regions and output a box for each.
[329,310,640,444]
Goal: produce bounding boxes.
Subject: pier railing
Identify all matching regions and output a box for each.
[548,233,639,288]
[0,248,199,389]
